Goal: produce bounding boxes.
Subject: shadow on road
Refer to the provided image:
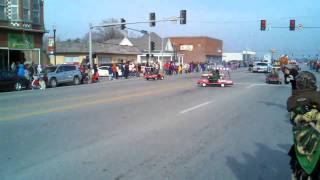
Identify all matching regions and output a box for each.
[226,143,291,180]
[258,101,287,111]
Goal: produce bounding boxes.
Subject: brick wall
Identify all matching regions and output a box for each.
[170,37,223,64]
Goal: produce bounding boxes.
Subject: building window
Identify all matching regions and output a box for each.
[32,0,40,24]
[98,56,112,65]
[64,57,80,63]
[23,0,30,22]
[11,0,19,21]
[0,0,6,20]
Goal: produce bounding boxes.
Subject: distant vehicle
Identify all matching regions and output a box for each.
[44,64,82,88]
[287,62,301,71]
[0,70,29,92]
[197,72,233,87]
[97,66,110,77]
[99,64,123,77]
[265,74,282,84]
[252,62,271,73]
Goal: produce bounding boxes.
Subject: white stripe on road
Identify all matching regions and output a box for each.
[179,101,213,114]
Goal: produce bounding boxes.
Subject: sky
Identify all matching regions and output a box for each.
[45,0,320,57]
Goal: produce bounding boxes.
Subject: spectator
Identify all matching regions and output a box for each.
[112,64,118,79]
[17,62,25,78]
[11,62,16,72]
[108,66,113,80]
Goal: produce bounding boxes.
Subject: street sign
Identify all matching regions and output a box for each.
[48,37,55,53]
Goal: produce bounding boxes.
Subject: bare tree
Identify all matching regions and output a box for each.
[83,18,125,42]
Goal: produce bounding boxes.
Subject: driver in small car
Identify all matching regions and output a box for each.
[209,69,220,83]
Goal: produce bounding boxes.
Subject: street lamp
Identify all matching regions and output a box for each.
[53,25,57,65]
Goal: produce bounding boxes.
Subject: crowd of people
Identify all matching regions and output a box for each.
[10,61,46,90]
[308,60,320,72]
[163,62,208,75]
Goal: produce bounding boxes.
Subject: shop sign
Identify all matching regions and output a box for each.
[8,33,34,49]
[48,37,55,53]
[180,45,193,51]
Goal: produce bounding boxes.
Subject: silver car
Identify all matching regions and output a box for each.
[45,64,82,88]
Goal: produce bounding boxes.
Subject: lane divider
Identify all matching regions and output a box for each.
[0,84,193,122]
[179,101,213,114]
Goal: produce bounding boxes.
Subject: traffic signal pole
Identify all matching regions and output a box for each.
[88,17,182,72]
[148,32,151,66]
[88,10,186,77]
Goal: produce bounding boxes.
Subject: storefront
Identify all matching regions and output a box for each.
[0,31,42,70]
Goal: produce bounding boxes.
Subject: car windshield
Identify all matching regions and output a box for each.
[256,63,268,66]
[45,66,57,73]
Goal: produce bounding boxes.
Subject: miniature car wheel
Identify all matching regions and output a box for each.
[202,83,207,87]
[146,78,149,81]
[161,76,164,80]
[221,84,225,87]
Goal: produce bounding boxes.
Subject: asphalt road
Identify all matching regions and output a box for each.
[0,69,294,180]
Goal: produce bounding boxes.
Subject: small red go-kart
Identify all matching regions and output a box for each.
[265,74,282,84]
[144,72,164,80]
[144,67,164,80]
[197,72,233,87]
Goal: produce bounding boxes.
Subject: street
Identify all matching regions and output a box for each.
[0,69,292,180]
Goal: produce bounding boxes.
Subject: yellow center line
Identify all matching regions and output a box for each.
[0,82,184,112]
[0,84,193,122]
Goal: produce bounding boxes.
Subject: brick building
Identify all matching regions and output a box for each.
[0,0,45,70]
[169,36,223,64]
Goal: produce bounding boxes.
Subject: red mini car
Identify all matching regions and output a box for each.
[144,72,164,80]
[265,75,282,84]
[197,73,233,87]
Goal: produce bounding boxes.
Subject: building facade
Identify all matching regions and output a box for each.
[52,41,141,65]
[0,0,45,70]
[169,37,223,64]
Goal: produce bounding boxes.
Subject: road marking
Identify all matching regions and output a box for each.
[0,81,186,112]
[0,84,193,122]
[179,101,213,114]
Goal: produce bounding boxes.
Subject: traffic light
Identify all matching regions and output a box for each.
[120,18,126,30]
[146,54,150,59]
[180,10,187,24]
[290,19,295,31]
[260,20,266,31]
[92,53,96,59]
[149,12,156,27]
[150,41,155,51]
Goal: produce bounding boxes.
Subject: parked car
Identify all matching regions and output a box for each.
[98,64,123,77]
[252,62,271,73]
[44,64,82,88]
[97,66,110,77]
[0,70,29,92]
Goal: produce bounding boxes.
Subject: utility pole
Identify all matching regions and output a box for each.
[53,25,56,65]
[89,24,93,69]
[148,32,151,66]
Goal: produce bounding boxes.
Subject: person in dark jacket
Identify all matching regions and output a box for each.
[108,66,113,80]
[209,69,220,83]
[124,63,129,79]
[284,66,299,91]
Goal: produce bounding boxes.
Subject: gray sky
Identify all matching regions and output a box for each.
[45,0,320,57]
